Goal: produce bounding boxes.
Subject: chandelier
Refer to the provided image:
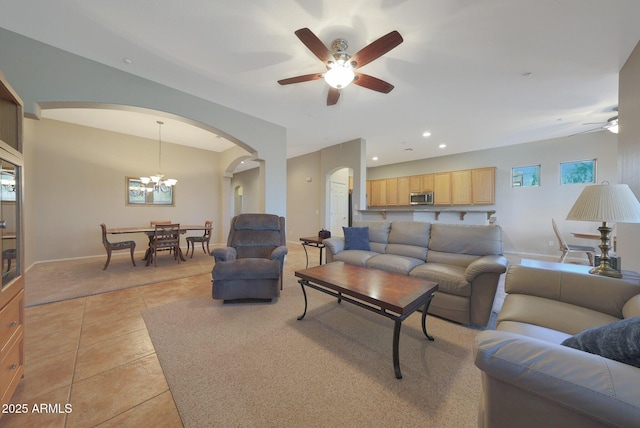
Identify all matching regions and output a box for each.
[140,121,177,192]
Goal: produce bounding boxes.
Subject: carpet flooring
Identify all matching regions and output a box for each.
[25,250,214,307]
[142,270,484,427]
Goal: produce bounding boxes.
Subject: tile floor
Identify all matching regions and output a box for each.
[3,272,213,428]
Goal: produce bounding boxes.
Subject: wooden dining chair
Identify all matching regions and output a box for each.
[149,220,173,254]
[148,223,181,267]
[100,223,136,270]
[186,220,213,258]
[552,218,596,265]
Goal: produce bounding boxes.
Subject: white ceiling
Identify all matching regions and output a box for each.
[1,0,640,169]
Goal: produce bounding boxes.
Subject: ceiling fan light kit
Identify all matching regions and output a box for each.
[278,27,403,105]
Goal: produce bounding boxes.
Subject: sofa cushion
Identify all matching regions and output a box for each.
[409,263,471,297]
[428,223,503,255]
[354,221,390,254]
[366,254,424,275]
[498,294,621,335]
[426,250,481,268]
[561,316,640,368]
[385,221,430,260]
[343,226,370,251]
[334,250,378,267]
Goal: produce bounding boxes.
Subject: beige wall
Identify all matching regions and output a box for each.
[26,118,222,264]
[617,40,640,271]
[286,151,322,241]
[366,131,618,260]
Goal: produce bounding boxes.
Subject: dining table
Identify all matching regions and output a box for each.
[107,225,210,265]
[571,232,617,252]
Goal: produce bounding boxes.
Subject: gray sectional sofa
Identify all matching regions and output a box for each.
[474,264,640,427]
[323,221,508,326]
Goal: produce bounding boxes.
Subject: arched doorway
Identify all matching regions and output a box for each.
[234,186,244,216]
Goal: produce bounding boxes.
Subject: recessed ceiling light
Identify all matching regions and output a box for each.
[372,156,379,161]
[422,131,431,137]
[123,58,133,65]
[439,143,447,149]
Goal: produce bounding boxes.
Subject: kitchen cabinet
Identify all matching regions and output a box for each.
[451,170,472,205]
[409,175,422,192]
[369,179,387,207]
[434,172,451,205]
[366,166,495,208]
[421,174,434,192]
[472,167,495,205]
[397,177,411,206]
[386,178,398,206]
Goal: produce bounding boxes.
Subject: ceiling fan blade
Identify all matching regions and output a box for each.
[568,127,603,137]
[353,73,394,93]
[295,28,333,63]
[278,73,323,85]
[350,30,403,69]
[327,87,341,106]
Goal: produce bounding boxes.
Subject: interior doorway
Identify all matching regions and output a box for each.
[328,168,351,237]
[234,186,243,216]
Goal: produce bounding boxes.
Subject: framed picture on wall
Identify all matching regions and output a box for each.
[560,159,596,185]
[512,165,540,187]
[126,177,175,206]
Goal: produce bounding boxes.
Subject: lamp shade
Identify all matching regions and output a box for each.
[566,183,640,223]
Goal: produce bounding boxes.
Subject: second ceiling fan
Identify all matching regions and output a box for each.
[278,27,403,106]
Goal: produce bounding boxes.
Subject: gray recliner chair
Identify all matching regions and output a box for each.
[211,214,288,302]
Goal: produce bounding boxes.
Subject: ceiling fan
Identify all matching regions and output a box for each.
[278,27,403,106]
[572,115,619,136]
[571,107,619,136]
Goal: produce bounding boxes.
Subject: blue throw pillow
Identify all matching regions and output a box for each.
[343,226,370,251]
[561,316,640,368]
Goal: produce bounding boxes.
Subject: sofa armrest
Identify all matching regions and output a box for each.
[474,330,640,427]
[323,237,345,263]
[464,255,508,282]
[270,245,288,262]
[211,246,237,262]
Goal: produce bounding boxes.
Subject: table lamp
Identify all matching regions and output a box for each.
[566,182,640,278]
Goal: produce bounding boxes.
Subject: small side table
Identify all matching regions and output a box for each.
[300,236,326,268]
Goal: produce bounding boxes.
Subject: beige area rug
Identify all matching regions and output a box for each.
[142,273,483,427]
[25,251,214,307]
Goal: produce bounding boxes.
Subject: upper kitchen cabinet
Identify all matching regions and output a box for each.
[472,167,495,205]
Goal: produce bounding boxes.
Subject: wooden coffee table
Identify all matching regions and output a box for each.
[295,261,439,379]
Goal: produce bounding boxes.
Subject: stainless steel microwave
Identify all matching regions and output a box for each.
[410,192,434,205]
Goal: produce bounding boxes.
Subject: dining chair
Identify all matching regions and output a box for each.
[149,220,173,254]
[100,223,136,270]
[186,220,213,258]
[552,218,596,266]
[148,223,181,267]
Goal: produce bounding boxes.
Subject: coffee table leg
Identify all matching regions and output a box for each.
[297,282,308,320]
[301,243,309,268]
[393,320,403,379]
[421,294,436,341]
